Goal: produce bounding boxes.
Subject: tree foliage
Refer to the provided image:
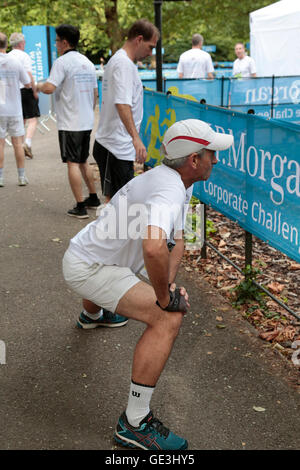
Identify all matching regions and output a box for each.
[0,0,276,63]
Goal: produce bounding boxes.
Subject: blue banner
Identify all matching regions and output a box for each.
[141,90,300,263]
[22,25,57,116]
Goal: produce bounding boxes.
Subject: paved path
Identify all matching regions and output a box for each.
[0,117,299,450]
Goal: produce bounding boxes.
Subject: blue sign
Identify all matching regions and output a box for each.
[141,90,300,263]
[22,25,57,116]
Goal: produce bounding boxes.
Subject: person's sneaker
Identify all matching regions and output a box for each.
[18,176,29,186]
[0,177,4,187]
[67,205,89,219]
[77,309,128,329]
[23,143,33,159]
[83,195,100,210]
[114,411,188,450]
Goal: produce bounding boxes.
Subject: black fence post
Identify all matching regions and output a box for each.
[245,230,253,269]
[200,203,207,259]
[154,0,163,93]
[271,75,275,119]
[221,76,224,107]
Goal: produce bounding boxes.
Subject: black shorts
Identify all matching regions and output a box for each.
[58,130,92,164]
[93,140,134,198]
[21,88,40,119]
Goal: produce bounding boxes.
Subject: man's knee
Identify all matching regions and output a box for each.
[154,310,183,339]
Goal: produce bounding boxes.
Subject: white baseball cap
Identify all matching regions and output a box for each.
[161,119,234,160]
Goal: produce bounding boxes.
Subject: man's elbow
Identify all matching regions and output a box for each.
[143,238,167,259]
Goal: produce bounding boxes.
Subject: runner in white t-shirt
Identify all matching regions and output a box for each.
[0,32,31,187]
[177,33,214,79]
[92,19,159,204]
[62,118,234,450]
[9,32,40,159]
[232,43,256,78]
[37,24,99,219]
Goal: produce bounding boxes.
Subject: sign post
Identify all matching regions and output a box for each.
[153,0,192,92]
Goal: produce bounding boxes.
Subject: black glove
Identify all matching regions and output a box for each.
[156,288,188,313]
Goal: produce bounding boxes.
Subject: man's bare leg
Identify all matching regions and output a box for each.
[67,161,84,202]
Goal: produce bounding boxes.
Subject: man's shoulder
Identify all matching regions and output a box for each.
[3,53,21,68]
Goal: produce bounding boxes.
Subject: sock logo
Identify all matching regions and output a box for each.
[132,391,140,398]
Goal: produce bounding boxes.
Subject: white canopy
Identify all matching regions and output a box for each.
[250,0,300,77]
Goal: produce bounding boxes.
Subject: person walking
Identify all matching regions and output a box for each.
[0,32,31,187]
[9,32,40,159]
[93,19,159,205]
[62,118,233,450]
[177,34,214,79]
[37,24,99,219]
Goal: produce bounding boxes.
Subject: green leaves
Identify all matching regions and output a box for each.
[0,0,276,61]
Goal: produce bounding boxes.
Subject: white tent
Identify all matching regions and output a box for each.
[250,0,300,77]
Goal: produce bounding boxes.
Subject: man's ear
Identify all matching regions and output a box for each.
[189,152,199,167]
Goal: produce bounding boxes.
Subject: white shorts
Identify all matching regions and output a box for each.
[0,116,24,139]
[62,248,141,313]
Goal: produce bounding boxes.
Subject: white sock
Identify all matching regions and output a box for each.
[126,381,155,427]
[25,138,32,147]
[83,308,103,320]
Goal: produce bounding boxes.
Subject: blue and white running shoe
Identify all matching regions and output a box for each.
[77,309,128,329]
[114,411,188,450]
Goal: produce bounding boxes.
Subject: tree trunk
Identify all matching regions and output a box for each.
[104,0,125,54]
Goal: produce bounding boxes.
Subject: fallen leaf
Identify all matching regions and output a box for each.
[253,406,266,412]
[290,263,300,270]
[267,281,285,294]
[216,316,223,322]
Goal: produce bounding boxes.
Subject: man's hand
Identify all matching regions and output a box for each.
[157,283,190,314]
[133,135,147,163]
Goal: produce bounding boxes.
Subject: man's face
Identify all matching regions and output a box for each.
[55,36,68,56]
[196,149,218,181]
[235,44,245,59]
[135,34,158,61]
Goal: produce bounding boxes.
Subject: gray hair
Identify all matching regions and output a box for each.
[9,32,25,47]
[0,32,7,49]
[162,148,206,169]
[192,34,203,46]
[162,155,190,169]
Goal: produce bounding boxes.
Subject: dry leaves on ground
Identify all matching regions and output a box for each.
[182,207,300,367]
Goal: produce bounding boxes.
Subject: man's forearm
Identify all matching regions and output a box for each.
[116,103,147,162]
[143,230,170,308]
[168,238,185,284]
[36,81,56,94]
[116,103,139,140]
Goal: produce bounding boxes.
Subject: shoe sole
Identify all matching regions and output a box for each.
[77,319,128,329]
[114,432,188,450]
[85,205,100,210]
[67,213,89,219]
[114,432,148,450]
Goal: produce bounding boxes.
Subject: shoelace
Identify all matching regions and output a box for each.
[146,416,170,438]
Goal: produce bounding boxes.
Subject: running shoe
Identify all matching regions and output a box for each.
[83,195,100,209]
[77,309,128,329]
[67,205,89,219]
[114,411,188,450]
[18,176,29,186]
[23,143,33,159]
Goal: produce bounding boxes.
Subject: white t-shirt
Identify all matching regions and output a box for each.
[47,50,97,131]
[95,48,143,161]
[8,49,32,88]
[177,48,214,78]
[0,53,30,117]
[68,164,193,273]
[233,56,256,77]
